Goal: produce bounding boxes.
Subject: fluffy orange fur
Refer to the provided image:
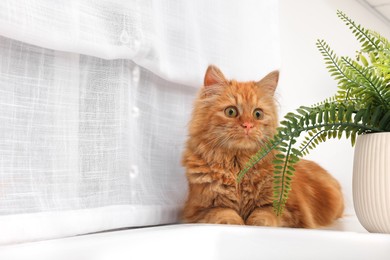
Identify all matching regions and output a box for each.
[182,65,344,228]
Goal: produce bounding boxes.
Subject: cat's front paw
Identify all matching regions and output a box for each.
[202,208,245,225]
[216,217,245,225]
[246,207,278,227]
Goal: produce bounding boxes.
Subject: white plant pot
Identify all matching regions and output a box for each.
[353,132,390,233]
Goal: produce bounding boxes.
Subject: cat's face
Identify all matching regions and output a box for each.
[190,65,279,152]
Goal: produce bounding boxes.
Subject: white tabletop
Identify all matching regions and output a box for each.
[0,215,389,260]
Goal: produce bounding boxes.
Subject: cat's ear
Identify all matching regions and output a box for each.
[256,70,279,95]
[204,65,227,87]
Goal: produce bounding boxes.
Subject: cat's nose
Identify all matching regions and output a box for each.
[241,122,254,129]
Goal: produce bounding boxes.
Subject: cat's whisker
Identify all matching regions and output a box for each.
[194,132,231,152]
[213,134,231,149]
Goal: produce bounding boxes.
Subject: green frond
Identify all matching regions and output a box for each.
[237,138,278,183]
[337,10,380,52]
[379,110,390,130]
[339,56,390,109]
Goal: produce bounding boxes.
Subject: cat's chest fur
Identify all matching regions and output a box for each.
[211,161,273,219]
[185,151,274,220]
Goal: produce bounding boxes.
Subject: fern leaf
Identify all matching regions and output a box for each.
[379,110,390,130]
[337,10,380,51]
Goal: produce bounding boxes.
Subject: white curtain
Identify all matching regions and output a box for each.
[0,0,280,244]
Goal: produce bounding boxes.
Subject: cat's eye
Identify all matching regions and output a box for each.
[253,108,264,120]
[224,106,238,118]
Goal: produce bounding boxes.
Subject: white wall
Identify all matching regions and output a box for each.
[279,0,390,214]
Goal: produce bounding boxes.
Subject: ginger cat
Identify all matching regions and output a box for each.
[182,65,344,228]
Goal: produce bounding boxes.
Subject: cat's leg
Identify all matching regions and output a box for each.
[184,206,244,225]
[183,179,244,225]
[245,206,299,227]
[245,206,279,227]
[193,208,245,225]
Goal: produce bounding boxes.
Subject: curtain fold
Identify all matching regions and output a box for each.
[0,0,279,244]
[0,0,280,85]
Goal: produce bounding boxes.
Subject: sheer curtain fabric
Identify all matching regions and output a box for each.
[0,0,279,244]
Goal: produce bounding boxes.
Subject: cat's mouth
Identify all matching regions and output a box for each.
[232,130,263,149]
[211,126,263,150]
[241,128,259,138]
[245,131,257,138]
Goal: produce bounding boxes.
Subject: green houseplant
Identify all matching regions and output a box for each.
[238,10,390,232]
